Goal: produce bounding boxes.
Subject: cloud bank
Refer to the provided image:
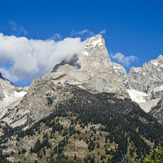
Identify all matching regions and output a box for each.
[110,52,138,66]
[0,33,83,82]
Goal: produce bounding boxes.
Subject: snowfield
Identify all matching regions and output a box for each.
[0,91,27,119]
[127,89,160,112]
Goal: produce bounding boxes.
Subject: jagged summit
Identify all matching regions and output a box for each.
[0,34,129,129]
[126,55,163,94]
[0,34,162,129]
[49,34,128,97]
[52,34,111,72]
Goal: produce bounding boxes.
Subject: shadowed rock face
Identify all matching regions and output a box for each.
[0,83,4,100]
[51,55,81,72]
[150,98,163,124]
[0,72,4,79]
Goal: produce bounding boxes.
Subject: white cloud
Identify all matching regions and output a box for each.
[9,21,17,31]
[71,29,106,40]
[19,26,27,35]
[9,20,27,35]
[100,30,106,34]
[0,33,83,82]
[110,52,138,66]
[71,29,95,38]
[78,29,95,36]
[48,33,61,41]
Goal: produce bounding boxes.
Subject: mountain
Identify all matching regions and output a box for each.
[0,84,163,162]
[0,35,162,162]
[112,62,127,83]
[123,55,163,121]
[150,97,163,123]
[0,74,28,126]
[0,35,129,130]
[126,55,163,94]
[50,35,128,98]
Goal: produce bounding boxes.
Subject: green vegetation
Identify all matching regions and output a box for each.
[0,86,163,162]
[137,144,163,163]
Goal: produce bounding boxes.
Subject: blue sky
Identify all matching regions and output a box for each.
[0,0,163,86]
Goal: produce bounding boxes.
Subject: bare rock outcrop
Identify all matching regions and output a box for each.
[126,55,163,94]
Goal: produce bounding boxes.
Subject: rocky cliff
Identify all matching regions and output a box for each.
[0,35,129,129]
[0,35,163,162]
[0,35,162,128]
[50,35,129,98]
[126,55,163,94]
[0,74,28,126]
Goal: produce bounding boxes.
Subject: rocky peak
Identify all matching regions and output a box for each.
[79,34,112,71]
[52,35,112,73]
[49,35,129,98]
[126,55,163,94]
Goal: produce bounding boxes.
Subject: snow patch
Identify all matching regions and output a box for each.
[14,91,27,97]
[138,98,160,113]
[127,89,148,103]
[92,38,103,47]
[127,89,160,113]
[151,61,158,66]
[0,91,27,119]
[82,51,89,56]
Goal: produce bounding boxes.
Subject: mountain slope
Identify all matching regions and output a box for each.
[112,55,163,116]
[150,98,163,124]
[0,85,162,162]
[0,74,28,126]
[0,35,129,130]
[50,34,129,98]
[0,35,162,162]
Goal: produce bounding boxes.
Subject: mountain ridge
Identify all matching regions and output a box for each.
[0,34,162,162]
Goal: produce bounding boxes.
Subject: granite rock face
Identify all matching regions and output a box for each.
[49,34,129,98]
[112,62,127,83]
[0,35,162,129]
[0,73,28,127]
[0,35,130,129]
[150,98,163,124]
[0,78,73,129]
[0,82,5,100]
[0,74,18,101]
[111,55,162,119]
[126,55,163,94]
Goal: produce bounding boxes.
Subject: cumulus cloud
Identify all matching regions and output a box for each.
[9,20,27,35]
[0,33,83,82]
[110,52,138,66]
